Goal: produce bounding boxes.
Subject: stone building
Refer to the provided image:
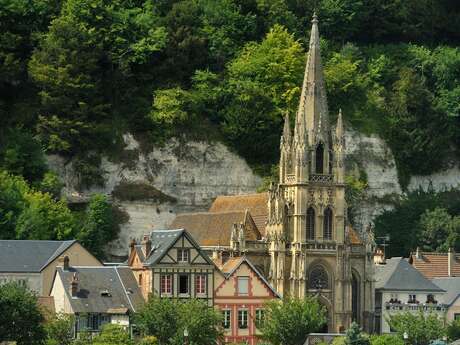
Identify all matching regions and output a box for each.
[168,14,375,333]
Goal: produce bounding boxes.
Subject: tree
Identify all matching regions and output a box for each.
[136,297,223,345]
[388,311,446,345]
[447,319,460,342]
[0,282,46,345]
[78,194,118,259]
[420,207,460,252]
[260,297,326,345]
[370,334,404,345]
[45,313,75,345]
[344,322,369,345]
[92,324,134,345]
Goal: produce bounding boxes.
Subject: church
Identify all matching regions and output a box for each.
[169,14,375,333]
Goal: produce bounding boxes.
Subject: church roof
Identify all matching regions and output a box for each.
[295,12,330,145]
[209,193,268,235]
[169,211,261,247]
[375,257,444,292]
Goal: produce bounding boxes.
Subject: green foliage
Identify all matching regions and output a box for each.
[332,336,345,345]
[0,282,46,345]
[370,334,404,345]
[45,313,75,345]
[78,194,119,259]
[420,207,460,252]
[0,128,47,183]
[138,336,159,345]
[374,188,460,257]
[92,324,134,345]
[345,322,369,345]
[387,311,446,345]
[36,171,63,199]
[0,170,75,240]
[260,296,326,345]
[447,319,460,341]
[135,297,223,345]
[345,172,368,226]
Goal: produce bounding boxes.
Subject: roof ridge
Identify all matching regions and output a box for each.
[214,193,268,199]
[176,210,248,216]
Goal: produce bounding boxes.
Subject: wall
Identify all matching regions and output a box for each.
[42,242,102,296]
[0,272,41,294]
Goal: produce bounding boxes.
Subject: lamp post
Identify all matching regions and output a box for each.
[183,328,189,345]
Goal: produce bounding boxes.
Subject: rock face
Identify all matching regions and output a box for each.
[343,129,402,232]
[47,134,261,258]
[47,131,460,258]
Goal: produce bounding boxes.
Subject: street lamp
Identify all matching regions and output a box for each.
[183,328,189,345]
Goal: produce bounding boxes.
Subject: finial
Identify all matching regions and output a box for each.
[312,12,318,24]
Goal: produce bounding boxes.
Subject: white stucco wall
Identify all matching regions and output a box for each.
[0,272,42,294]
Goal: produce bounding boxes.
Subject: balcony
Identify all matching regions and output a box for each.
[309,174,333,183]
[384,302,447,312]
[304,241,337,251]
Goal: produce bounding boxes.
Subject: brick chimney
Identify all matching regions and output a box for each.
[141,235,152,257]
[448,248,455,277]
[70,272,79,297]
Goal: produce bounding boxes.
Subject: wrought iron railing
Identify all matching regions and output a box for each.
[309,174,333,183]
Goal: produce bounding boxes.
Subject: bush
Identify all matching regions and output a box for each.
[370,334,404,345]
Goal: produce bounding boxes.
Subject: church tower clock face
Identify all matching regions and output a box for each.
[266,13,375,333]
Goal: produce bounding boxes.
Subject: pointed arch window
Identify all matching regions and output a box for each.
[328,151,333,174]
[323,207,333,240]
[306,207,315,240]
[316,143,324,174]
[309,265,329,290]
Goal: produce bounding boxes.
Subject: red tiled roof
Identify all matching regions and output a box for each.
[410,252,460,279]
[209,193,268,235]
[170,211,261,247]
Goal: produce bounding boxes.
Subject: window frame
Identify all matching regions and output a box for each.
[255,309,265,328]
[160,274,173,295]
[195,274,206,296]
[178,273,190,296]
[237,276,249,296]
[223,309,231,329]
[238,309,248,329]
[177,249,190,263]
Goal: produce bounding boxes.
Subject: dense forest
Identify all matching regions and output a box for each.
[1,0,460,257]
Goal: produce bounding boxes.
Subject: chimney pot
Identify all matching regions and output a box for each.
[63,256,70,271]
[141,235,152,256]
[448,248,455,277]
[70,272,78,297]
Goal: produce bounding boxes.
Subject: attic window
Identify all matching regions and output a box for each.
[100,289,112,297]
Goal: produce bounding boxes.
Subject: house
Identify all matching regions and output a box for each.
[50,261,144,336]
[432,277,460,322]
[409,248,460,278]
[374,257,446,333]
[213,256,280,345]
[127,229,216,304]
[0,240,101,295]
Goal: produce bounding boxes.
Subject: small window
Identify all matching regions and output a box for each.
[223,310,231,329]
[178,249,189,263]
[238,309,248,329]
[18,279,28,288]
[195,274,206,295]
[455,313,460,320]
[160,274,172,295]
[237,277,249,295]
[255,309,265,328]
[408,294,417,303]
[138,274,143,286]
[315,143,324,174]
[306,207,315,240]
[179,274,189,295]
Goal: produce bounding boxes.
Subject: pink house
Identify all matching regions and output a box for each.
[213,256,280,345]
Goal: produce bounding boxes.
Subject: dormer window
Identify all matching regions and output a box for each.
[178,249,189,263]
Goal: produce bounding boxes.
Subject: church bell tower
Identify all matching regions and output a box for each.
[267,13,373,333]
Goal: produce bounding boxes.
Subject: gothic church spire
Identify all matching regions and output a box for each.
[295,13,330,145]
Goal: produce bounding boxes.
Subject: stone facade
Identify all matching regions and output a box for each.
[265,15,375,332]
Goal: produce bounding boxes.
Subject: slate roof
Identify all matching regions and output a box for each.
[169,211,261,246]
[135,229,214,267]
[375,257,444,292]
[209,193,268,235]
[410,252,460,278]
[56,266,144,314]
[431,277,460,306]
[0,240,76,272]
